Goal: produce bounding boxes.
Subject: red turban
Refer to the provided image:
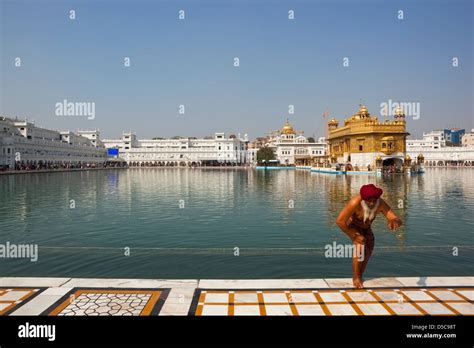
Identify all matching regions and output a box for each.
[360,184,383,201]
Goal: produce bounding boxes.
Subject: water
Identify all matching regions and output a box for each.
[0,168,473,279]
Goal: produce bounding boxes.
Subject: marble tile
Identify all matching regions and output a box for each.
[429,290,464,301]
[295,304,325,315]
[42,287,73,296]
[234,292,259,304]
[159,303,191,316]
[0,303,11,311]
[386,302,422,315]
[200,305,228,316]
[10,295,63,315]
[373,290,401,302]
[319,292,348,303]
[447,302,474,315]
[456,290,474,301]
[262,292,288,303]
[233,305,261,316]
[401,290,435,301]
[326,304,358,315]
[357,303,391,315]
[289,292,318,303]
[264,304,293,315]
[161,288,195,306]
[416,302,456,315]
[203,292,229,303]
[346,291,378,302]
[0,290,31,301]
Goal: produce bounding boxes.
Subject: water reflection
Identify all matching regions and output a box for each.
[0,168,472,278]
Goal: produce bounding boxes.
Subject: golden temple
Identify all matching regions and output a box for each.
[327,104,409,169]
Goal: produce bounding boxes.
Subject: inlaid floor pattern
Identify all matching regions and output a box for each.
[191,287,474,316]
[45,289,169,316]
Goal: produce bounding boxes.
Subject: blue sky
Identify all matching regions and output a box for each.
[1,0,472,139]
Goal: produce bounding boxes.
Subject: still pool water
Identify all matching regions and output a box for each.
[0,168,473,279]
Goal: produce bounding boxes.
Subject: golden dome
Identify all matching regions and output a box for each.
[328,118,339,127]
[358,104,369,116]
[394,105,405,118]
[282,119,295,134]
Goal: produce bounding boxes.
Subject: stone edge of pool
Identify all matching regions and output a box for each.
[1,276,473,316]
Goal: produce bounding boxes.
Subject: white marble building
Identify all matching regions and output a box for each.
[407,131,474,165]
[267,120,327,166]
[406,130,446,150]
[0,116,107,169]
[102,132,249,166]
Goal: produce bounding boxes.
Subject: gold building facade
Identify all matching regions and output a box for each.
[327,104,409,169]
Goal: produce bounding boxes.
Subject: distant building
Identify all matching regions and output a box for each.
[246,137,270,165]
[102,132,248,166]
[443,128,465,146]
[406,130,446,149]
[0,116,107,169]
[407,129,474,166]
[327,104,408,169]
[266,119,327,166]
[462,129,474,147]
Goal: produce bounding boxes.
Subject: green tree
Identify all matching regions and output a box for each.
[307,137,315,143]
[257,147,276,165]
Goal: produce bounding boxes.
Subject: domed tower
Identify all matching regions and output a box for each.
[394,104,406,121]
[328,118,339,130]
[358,104,370,118]
[281,119,295,135]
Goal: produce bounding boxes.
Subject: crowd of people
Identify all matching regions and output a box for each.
[0,161,127,172]
[128,161,249,167]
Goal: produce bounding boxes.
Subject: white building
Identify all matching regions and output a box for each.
[407,129,474,166]
[0,116,107,169]
[102,132,249,166]
[246,146,259,165]
[406,130,446,150]
[267,120,327,166]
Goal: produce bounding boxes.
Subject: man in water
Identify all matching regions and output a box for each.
[336,184,402,288]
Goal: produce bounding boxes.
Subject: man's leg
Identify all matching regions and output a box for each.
[352,241,365,288]
[352,232,374,288]
[359,232,375,278]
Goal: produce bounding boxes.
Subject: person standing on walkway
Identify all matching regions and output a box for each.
[336,184,402,288]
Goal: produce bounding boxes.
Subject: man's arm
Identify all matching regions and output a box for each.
[336,196,366,244]
[379,199,402,230]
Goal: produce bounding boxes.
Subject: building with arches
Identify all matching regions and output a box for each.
[102,132,249,166]
[0,116,107,170]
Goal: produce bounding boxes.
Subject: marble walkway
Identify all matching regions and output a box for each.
[0,276,472,316]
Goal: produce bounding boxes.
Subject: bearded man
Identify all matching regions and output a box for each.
[336,184,402,288]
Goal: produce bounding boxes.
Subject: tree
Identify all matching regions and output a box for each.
[257,147,276,165]
[307,137,316,143]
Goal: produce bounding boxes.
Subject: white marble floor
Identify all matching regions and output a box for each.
[0,276,471,316]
